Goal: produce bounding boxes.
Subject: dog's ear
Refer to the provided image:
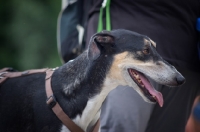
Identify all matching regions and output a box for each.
[88,32,114,61]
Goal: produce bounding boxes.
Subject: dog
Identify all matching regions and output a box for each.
[0,29,185,132]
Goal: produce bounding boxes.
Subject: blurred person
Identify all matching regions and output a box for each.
[185,18,200,132]
[185,96,200,132]
[57,0,200,132]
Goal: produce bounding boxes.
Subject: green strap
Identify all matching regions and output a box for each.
[97,7,104,32]
[97,0,111,32]
[106,0,111,31]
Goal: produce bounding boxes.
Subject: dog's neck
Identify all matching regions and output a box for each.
[51,51,116,131]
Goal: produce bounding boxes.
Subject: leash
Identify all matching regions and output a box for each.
[97,0,111,32]
[0,68,100,132]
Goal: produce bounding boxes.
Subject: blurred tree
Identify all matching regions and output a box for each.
[0,0,62,70]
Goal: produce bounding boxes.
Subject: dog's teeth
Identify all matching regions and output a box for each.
[152,96,156,99]
[135,75,140,79]
[141,84,144,87]
[131,70,136,75]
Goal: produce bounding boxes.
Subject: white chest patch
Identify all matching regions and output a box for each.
[59,95,102,132]
[60,77,121,132]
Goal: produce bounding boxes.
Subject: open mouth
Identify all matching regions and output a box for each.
[128,68,163,107]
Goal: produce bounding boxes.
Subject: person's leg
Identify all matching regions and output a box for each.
[146,68,200,132]
[100,86,155,132]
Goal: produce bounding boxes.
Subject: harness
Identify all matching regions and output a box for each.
[0,68,100,132]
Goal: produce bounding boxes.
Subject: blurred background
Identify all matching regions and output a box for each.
[0,0,62,70]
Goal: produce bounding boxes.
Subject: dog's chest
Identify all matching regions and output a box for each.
[60,112,100,132]
[59,95,102,132]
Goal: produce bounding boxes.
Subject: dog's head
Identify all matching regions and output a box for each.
[87,29,185,107]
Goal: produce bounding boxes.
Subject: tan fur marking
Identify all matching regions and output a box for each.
[107,52,144,81]
[107,52,128,80]
[144,39,150,46]
[144,38,156,48]
[150,39,156,48]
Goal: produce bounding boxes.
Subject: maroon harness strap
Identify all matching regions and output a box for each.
[45,70,100,132]
[0,68,49,84]
[45,69,85,132]
[91,119,100,132]
[0,68,100,132]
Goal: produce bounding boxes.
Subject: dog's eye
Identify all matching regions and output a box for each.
[143,49,150,55]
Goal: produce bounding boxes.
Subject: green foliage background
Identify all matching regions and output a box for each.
[0,0,62,70]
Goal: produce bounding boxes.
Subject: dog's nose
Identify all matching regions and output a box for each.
[176,75,185,85]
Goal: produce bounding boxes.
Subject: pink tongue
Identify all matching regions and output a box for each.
[137,72,163,107]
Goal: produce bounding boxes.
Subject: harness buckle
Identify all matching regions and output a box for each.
[46,95,57,109]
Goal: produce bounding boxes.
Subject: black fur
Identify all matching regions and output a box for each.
[0,29,166,132]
